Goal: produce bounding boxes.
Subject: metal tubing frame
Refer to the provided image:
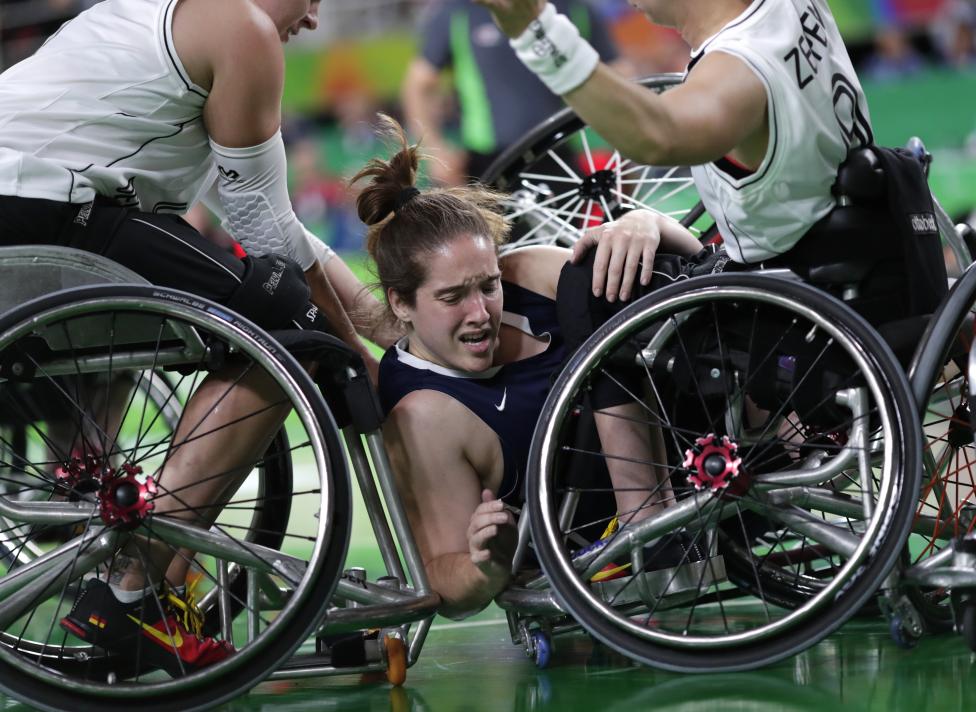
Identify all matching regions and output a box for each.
[342,427,407,584]
[0,530,120,628]
[364,430,432,596]
[269,425,440,680]
[363,430,439,666]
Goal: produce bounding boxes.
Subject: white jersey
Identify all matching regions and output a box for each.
[688,0,873,263]
[0,0,213,212]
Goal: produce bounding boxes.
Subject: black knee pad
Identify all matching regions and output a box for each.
[556,253,648,410]
[226,254,311,329]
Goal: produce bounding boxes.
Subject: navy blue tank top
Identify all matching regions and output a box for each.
[379,281,566,504]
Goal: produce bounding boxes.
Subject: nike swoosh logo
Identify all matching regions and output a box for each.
[127,614,183,648]
[494,387,507,411]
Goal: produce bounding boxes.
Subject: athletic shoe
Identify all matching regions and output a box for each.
[574,518,706,583]
[60,579,233,677]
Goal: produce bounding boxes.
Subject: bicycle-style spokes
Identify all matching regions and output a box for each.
[528,275,920,671]
[0,286,349,711]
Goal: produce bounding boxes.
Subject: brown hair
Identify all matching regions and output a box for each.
[351,115,509,314]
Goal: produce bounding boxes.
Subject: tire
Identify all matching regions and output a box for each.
[0,284,351,711]
[527,274,921,671]
[481,74,710,254]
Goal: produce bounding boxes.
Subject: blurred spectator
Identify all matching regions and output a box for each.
[288,136,360,252]
[605,2,690,76]
[862,24,927,79]
[931,0,976,67]
[401,0,628,185]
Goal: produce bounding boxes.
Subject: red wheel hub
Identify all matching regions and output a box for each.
[683,434,743,492]
[98,464,156,529]
[55,452,105,494]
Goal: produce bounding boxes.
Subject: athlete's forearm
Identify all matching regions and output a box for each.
[321,256,402,350]
[305,261,379,379]
[426,551,510,620]
[657,213,704,256]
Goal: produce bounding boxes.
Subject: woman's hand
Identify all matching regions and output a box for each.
[571,209,663,302]
[467,489,517,581]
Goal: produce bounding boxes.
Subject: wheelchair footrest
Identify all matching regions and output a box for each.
[590,555,727,608]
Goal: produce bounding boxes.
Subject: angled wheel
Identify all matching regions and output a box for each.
[482,74,710,254]
[906,283,976,631]
[528,274,921,671]
[0,285,351,711]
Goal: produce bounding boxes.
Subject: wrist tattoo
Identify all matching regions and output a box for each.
[108,555,138,584]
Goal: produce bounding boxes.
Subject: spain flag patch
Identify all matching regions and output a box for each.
[88,615,107,629]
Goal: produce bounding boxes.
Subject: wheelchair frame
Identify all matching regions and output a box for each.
[1,71,975,704]
[483,73,976,661]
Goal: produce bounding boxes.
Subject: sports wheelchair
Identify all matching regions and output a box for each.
[484,74,976,668]
[0,246,442,710]
[0,73,973,710]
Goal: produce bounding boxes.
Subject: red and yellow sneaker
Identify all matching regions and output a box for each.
[572,517,630,582]
[60,578,233,677]
[574,518,706,583]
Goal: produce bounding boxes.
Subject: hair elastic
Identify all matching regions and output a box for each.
[394,187,421,213]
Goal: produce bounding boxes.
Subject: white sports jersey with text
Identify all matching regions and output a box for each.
[688,0,873,263]
[0,0,213,212]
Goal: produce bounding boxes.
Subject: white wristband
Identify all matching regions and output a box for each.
[509,3,599,96]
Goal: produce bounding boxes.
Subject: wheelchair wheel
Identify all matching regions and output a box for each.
[0,371,182,559]
[0,374,294,633]
[908,342,976,630]
[481,74,710,254]
[0,285,351,711]
[527,274,921,671]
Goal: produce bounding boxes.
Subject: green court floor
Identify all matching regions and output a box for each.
[3,600,973,711]
[2,485,974,711]
[223,603,976,712]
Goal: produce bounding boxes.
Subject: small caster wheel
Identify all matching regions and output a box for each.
[889,616,919,649]
[531,631,551,669]
[384,634,407,686]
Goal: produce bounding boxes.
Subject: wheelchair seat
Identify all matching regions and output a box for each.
[781,146,887,288]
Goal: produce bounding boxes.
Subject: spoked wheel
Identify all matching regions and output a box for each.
[481,74,711,254]
[0,373,294,633]
[0,285,350,711]
[528,274,921,671]
[0,370,182,564]
[907,341,976,630]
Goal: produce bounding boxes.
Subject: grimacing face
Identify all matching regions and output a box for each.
[390,234,503,373]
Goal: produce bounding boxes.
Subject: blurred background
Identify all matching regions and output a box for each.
[2,0,975,257]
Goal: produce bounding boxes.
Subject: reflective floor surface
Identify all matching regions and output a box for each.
[2,579,975,711]
[223,604,976,712]
[3,556,975,711]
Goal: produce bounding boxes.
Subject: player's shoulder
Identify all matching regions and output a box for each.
[173,0,283,90]
[177,0,281,56]
[500,246,569,300]
[390,389,486,440]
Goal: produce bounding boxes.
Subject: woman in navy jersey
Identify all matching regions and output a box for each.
[353,117,702,618]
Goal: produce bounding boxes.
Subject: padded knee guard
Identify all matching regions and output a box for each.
[556,249,726,409]
[226,254,312,329]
